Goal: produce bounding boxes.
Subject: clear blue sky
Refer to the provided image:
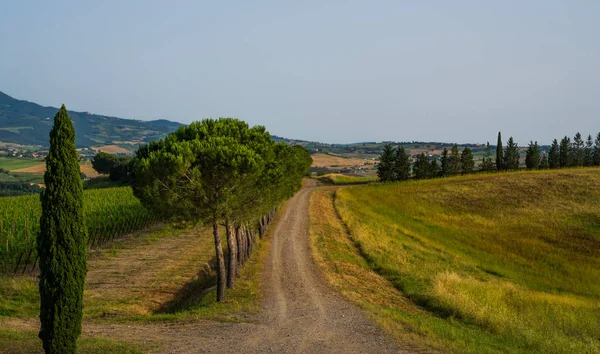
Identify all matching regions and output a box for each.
[1,1,599,144]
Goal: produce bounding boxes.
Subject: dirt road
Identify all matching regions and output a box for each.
[84,181,406,353]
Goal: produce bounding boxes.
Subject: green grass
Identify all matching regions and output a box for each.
[0,157,43,171]
[310,168,600,354]
[0,328,149,353]
[316,173,378,185]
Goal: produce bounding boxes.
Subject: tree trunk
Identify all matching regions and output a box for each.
[235,226,244,266]
[213,221,226,302]
[258,219,264,239]
[247,227,254,257]
[226,221,237,289]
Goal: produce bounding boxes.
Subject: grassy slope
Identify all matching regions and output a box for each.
[309,169,600,354]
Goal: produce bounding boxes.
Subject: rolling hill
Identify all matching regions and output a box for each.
[0,91,183,148]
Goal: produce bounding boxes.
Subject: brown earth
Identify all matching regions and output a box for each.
[11,162,99,177]
[91,145,131,154]
[4,182,410,353]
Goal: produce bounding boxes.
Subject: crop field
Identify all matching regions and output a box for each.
[311,153,367,168]
[316,173,378,185]
[0,158,44,172]
[0,187,160,273]
[310,168,600,353]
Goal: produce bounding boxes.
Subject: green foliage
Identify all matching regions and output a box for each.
[559,136,570,167]
[525,141,540,170]
[548,139,560,169]
[448,144,461,175]
[429,159,441,177]
[440,148,450,177]
[539,153,549,169]
[460,147,474,174]
[479,142,495,172]
[584,134,594,167]
[594,132,600,166]
[412,153,430,180]
[38,106,87,354]
[377,144,396,182]
[496,132,503,171]
[108,156,133,182]
[91,152,116,174]
[503,137,520,170]
[571,132,585,167]
[393,146,410,181]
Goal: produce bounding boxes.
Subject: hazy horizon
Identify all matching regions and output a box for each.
[1,1,599,145]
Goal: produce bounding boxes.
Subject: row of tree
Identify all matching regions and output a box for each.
[378,131,600,182]
[132,118,312,302]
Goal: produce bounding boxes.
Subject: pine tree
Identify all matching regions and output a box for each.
[430,159,441,177]
[449,144,461,175]
[479,142,496,172]
[584,134,594,166]
[38,106,87,354]
[594,132,600,166]
[496,132,503,171]
[525,141,540,170]
[548,139,560,169]
[504,137,520,170]
[460,147,474,174]
[572,132,585,167]
[539,153,549,169]
[559,136,571,167]
[413,153,430,179]
[394,146,410,181]
[440,148,450,177]
[377,144,396,182]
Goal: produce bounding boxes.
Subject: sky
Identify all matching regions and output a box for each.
[1,1,599,144]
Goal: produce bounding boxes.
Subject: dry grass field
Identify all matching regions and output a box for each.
[92,145,131,154]
[310,169,600,354]
[311,153,368,168]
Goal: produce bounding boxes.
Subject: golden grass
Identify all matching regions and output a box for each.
[310,169,600,354]
[315,173,378,185]
[311,153,366,168]
[91,145,131,154]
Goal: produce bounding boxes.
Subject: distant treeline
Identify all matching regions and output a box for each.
[378,131,600,182]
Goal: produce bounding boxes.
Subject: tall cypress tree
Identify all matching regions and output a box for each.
[548,139,560,169]
[377,144,396,182]
[584,134,594,167]
[496,132,503,171]
[38,106,87,354]
[572,132,585,167]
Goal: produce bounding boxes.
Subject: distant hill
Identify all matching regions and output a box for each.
[0,91,183,147]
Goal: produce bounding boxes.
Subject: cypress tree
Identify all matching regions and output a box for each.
[496,132,503,171]
[548,139,560,169]
[394,146,410,181]
[525,141,540,170]
[38,106,87,354]
[539,154,549,169]
[559,136,571,167]
[430,159,441,177]
[460,147,474,174]
[594,132,600,166]
[440,148,450,177]
[377,144,396,182]
[504,137,520,170]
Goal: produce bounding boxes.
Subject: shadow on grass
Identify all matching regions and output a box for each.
[155,257,218,314]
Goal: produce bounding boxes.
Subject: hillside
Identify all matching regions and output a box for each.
[310,169,600,353]
[0,91,183,148]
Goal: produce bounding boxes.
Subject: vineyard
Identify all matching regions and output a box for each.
[0,187,161,274]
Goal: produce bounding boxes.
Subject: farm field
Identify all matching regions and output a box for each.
[0,187,160,273]
[0,158,44,171]
[309,168,600,354]
[311,153,368,168]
